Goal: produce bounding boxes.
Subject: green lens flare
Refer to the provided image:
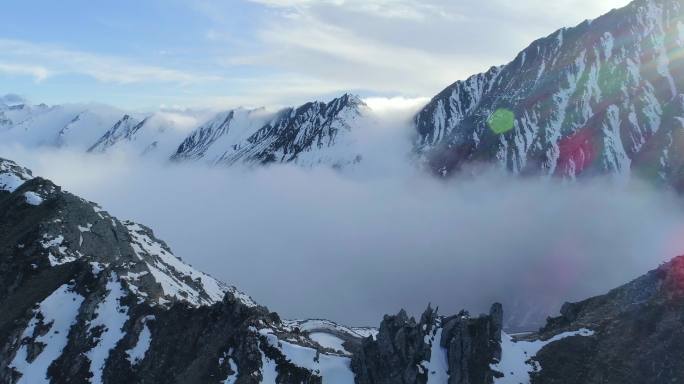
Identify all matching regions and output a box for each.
[487,109,515,134]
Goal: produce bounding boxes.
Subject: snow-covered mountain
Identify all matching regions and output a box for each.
[415,0,684,189]
[172,94,370,168]
[0,101,206,160]
[0,93,372,170]
[3,156,684,383]
[86,113,195,160]
[88,114,146,153]
[3,1,684,184]
[170,108,270,163]
[55,109,128,150]
[0,101,124,150]
[216,94,369,168]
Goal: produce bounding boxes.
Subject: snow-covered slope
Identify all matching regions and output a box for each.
[216,94,369,168]
[87,113,196,159]
[55,108,128,150]
[88,115,146,153]
[0,100,205,160]
[173,94,370,168]
[171,108,270,163]
[0,158,244,308]
[0,102,124,150]
[415,0,684,189]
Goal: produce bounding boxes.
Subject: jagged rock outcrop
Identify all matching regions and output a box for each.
[352,304,503,384]
[415,0,684,189]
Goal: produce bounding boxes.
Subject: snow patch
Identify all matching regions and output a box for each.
[259,345,279,383]
[0,173,26,192]
[222,350,239,384]
[86,274,130,384]
[423,327,449,383]
[126,316,154,366]
[0,160,32,192]
[24,191,43,205]
[10,284,84,384]
[260,328,355,382]
[492,329,595,384]
[309,332,349,355]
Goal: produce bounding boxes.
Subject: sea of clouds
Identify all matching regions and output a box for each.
[2,97,683,328]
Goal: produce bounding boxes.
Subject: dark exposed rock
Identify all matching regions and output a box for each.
[351,304,503,384]
[441,304,502,384]
[530,256,684,384]
[351,307,430,384]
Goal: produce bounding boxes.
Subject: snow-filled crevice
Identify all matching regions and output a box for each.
[9,284,84,384]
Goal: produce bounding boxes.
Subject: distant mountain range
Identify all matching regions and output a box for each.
[1,1,683,190]
[0,93,371,170]
[3,0,684,191]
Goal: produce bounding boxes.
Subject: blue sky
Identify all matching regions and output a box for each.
[1,0,629,110]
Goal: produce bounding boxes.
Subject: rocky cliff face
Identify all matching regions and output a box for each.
[352,305,503,384]
[529,256,684,384]
[415,0,684,189]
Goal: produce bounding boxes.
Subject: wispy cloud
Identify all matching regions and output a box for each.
[0,62,50,82]
[252,16,469,95]
[232,0,631,98]
[0,0,631,109]
[0,38,221,85]
[250,0,455,21]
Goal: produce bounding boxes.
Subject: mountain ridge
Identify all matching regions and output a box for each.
[0,93,372,170]
[414,0,684,190]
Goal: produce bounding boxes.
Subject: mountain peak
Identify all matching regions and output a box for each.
[0,157,251,309]
[414,0,684,186]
